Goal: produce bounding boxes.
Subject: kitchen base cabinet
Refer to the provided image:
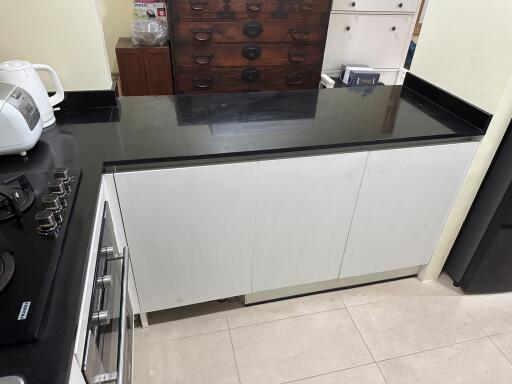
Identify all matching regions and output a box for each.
[252,153,368,292]
[114,163,258,313]
[340,142,479,278]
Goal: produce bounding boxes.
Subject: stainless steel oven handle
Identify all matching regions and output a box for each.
[116,246,129,384]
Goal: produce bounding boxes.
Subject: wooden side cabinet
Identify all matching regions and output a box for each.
[116,37,174,96]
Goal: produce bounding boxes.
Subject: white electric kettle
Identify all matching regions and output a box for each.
[0,60,64,128]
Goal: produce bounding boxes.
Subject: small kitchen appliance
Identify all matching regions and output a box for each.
[0,82,43,156]
[340,64,380,87]
[0,61,64,128]
[0,168,81,345]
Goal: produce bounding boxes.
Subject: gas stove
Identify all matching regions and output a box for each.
[0,168,81,345]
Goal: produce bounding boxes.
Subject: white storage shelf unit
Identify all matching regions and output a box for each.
[323,0,420,85]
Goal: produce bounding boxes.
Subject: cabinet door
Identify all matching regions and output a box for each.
[340,142,478,278]
[143,50,174,95]
[322,13,413,71]
[114,162,258,312]
[116,50,148,96]
[252,152,368,292]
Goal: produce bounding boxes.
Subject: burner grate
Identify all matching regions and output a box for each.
[0,175,35,222]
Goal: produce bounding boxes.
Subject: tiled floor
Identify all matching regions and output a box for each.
[134,275,512,384]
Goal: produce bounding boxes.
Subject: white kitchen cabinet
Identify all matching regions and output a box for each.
[332,0,419,13]
[252,153,368,292]
[323,13,414,70]
[114,162,258,313]
[340,142,479,278]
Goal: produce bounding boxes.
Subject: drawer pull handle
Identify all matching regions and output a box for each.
[345,26,351,31]
[241,67,261,83]
[190,0,207,10]
[192,54,214,65]
[391,26,397,31]
[244,21,264,38]
[351,1,356,6]
[287,74,304,85]
[398,2,404,8]
[288,51,306,63]
[193,78,213,88]
[298,2,313,12]
[290,29,310,40]
[246,2,262,12]
[242,43,262,60]
[191,29,213,41]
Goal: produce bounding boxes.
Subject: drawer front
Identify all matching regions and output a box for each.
[174,43,324,68]
[322,13,413,70]
[174,66,321,93]
[331,0,419,13]
[170,0,331,19]
[173,20,327,43]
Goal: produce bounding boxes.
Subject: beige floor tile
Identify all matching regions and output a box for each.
[378,338,512,384]
[134,330,239,384]
[348,296,485,361]
[340,274,461,307]
[230,309,373,384]
[461,293,512,335]
[491,331,512,362]
[286,363,386,384]
[227,291,344,329]
[135,300,239,345]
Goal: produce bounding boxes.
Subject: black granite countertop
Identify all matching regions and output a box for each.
[0,85,484,383]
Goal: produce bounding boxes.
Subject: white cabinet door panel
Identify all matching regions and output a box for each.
[322,13,413,71]
[332,0,419,13]
[252,152,368,292]
[340,142,478,278]
[115,162,258,312]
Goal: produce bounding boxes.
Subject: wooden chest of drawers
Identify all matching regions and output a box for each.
[169,0,331,94]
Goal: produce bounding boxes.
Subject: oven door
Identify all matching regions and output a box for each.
[82,203,133,384]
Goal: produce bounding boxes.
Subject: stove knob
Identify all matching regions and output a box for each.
[48,179,66,196]
[35,210,58,232]
[41,194,62,212]
[53,168,72,185]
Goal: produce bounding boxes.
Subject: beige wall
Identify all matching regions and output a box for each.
[0,1,112,91]
[96,0,132,74]
[413,0,512,280]
[411,0,512,113]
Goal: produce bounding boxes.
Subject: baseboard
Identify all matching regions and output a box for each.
[403,73,492,132]
[244,266,421,304]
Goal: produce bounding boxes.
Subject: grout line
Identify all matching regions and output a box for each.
[460,303,491,336]
[228,324,243,384]
[340,288,462,309]
[345,308,390,384]
[488,335,512,366]
[374,334,489,364]
[227,306,346,330]
[344,307,381,367]
[279,362,378,384]
[134,328,228,347]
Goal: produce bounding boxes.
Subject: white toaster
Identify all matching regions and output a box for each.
[0,81,43,156]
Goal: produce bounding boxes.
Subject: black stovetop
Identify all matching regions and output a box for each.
[0,169,81,346]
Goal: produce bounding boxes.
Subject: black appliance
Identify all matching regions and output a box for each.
[0,168,81,345]
[82,202,133,384]
[446,120,512,293]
